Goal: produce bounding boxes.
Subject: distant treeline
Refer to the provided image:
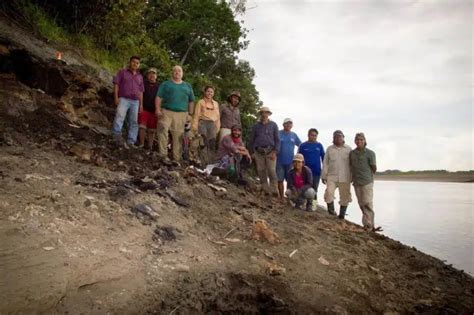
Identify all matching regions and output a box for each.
[1,0,260,137]
[377,170,474,175]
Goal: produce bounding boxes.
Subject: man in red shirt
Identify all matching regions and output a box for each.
[285,153,316,211]
[137,68,160,149]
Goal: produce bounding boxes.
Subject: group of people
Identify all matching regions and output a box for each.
[111,56,379,231]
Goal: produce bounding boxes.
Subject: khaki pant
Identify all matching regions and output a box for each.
[254,151,278,194]
[324,181,352,206]
[354,183,374,229]
[157,109,187,161]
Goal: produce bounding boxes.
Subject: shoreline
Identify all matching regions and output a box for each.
[375,174,474,183]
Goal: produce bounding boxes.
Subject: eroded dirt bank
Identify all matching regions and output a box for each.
[0,17,473,314]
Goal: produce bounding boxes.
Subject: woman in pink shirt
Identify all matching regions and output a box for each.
[285,153,316,211]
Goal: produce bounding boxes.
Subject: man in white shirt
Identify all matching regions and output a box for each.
[321,130,352,218]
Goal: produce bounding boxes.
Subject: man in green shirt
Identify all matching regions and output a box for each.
[350,132,380,231]
[155,65,195,161]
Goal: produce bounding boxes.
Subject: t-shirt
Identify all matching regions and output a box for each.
[298,141,325,177]
[277,130,301,166]
[143,81,159,113]
[350,147,376,186]
[294,172,304,189]
[156,80,195,112]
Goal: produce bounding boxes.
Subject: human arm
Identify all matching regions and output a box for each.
[155,97,162,117]
[321,149,329,184]
[138,92,143,113]
[215,101,221,131]
[370,151,377,174]
[191,100,202,132]
[113,84,120,106]
[269,122,280,160]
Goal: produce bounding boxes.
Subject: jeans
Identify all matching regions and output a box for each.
[312,175,321,196]
[112,97,139,144]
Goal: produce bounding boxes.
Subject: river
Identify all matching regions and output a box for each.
[316,180,474,276]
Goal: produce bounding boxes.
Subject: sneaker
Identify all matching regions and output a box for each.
[312,199,318,211]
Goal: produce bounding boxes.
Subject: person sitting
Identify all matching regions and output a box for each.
[212,125,251,181]
[285,153,316,211]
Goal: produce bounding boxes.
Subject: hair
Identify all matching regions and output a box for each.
[172,65,183,71]
[308,128,319,135]
[355,132,367,147]
[129,55,141,62]
[203,85,214,93]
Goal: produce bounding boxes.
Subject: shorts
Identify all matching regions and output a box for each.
[276,163,292,182]
[138,111,157,130]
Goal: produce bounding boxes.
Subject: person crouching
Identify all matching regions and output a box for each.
[285,153,316,211]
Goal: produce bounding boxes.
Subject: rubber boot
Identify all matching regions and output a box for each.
[327,202,336,215]
[338,206,347,219]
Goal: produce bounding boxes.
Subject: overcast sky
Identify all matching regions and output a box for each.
[239,0,473,171]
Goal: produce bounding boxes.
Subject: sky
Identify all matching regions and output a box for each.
[239,0,473,171]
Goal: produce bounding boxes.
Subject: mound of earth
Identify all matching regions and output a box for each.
[0,16,473,314]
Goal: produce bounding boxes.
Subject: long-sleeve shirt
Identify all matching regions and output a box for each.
[248,120,280,154]
[191,98,220,131]
[321,144,352,183]
[217,135,244,160]
[287,166,313,192]
[113,69,144,100]
[220,103,241,129]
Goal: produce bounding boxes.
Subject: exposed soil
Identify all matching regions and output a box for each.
[0,16,473,314]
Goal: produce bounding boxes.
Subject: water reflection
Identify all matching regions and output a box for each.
[317,181,474,275]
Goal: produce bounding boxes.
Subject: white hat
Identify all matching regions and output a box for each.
[259,106,272,115]
[283,118,293,124]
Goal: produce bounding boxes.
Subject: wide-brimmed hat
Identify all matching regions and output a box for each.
[259,106,272,115]
[227,91,241,102]
[333,130,344,137]
[146,67,158,74]
[283,118,293,124]
[293,153,304,162]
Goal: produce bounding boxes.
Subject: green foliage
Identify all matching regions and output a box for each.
[3,0,262,136]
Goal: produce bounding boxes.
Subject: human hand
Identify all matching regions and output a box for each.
[139,105,143,113]
[155,109,162,118]
[114,97,119,106]
[269,151,276,160]
[322,179,327,185]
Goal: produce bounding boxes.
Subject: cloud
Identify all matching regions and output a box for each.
[240,0,473,170]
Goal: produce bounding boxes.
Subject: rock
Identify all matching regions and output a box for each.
[50,190,61,202]
[84,199,92,207]
[132,203,159,220]
[153,225,177,242]
[251,220,280,244]
[318,256,330,266]
[175,264,190,272]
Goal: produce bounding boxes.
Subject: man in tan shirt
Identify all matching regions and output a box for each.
[321,130,352,217]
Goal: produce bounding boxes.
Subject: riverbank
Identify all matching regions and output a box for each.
[1,17,473,313]
[375,174,474,183]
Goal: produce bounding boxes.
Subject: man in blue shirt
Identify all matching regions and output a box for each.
[276,118,301,199]
[298,128,325,204]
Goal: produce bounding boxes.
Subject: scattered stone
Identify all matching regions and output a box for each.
[153,225,177,242]
[50,190,61,202]
[132,203,159,220]
[251,220,280,244]
[225,238,241,243]
[289,249,298,258]
[265,261,286,276]
[175,263,190,272]
[43,246,55,251]
[318,256,330,266]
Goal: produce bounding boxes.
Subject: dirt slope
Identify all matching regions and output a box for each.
[0,16,473,314]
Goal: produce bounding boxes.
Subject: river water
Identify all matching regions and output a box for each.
[316,180,474,275]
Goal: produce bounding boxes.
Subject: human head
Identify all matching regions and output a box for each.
[292,153,304,171]
[333,130,345,146]
[172,65,183,81]
[308,128,318,142]
[129,56,140,71]
[203,85,214,99]
[227,91,241,107]
[231,125,242,138]
[354,132,367,149]
[259,106,272,121]
[283,118,293,132]
[146,68,157,83]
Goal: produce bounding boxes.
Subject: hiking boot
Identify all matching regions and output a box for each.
[327,202,336,215]
[338,206,347,219]
[306,200,314,212]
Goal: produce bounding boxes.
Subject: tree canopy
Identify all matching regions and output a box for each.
[2,0,260,136]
